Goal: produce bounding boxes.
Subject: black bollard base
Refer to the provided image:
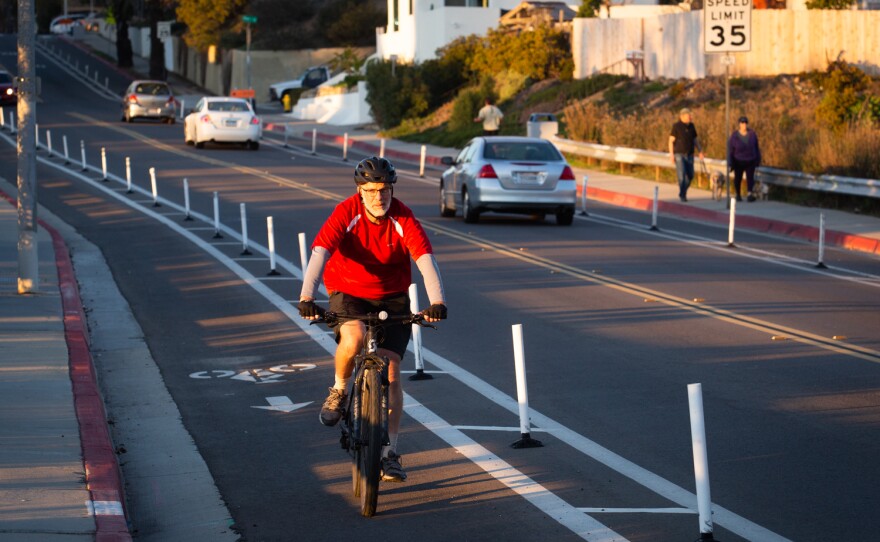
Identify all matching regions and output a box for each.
[697,532,716,541]
[153,202,161,208]
[579,210,588,216]
[267,269,281,276]
[408,369,433,381]
[510,433,543,449]
[727,242,736,248]
[815,262,827,269]
[241,249,252,256]
[183,215,193,221]
[649,225,659,231]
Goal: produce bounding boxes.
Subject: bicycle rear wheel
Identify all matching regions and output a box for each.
[350,388,361,498]
[359,366,383,517]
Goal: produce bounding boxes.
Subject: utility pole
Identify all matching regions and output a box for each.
[17,0,38,294]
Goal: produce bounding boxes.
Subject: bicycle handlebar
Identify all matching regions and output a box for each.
[308,308,437,329]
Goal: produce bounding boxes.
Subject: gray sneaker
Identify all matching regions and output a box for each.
[381,451,407,482]
[319,388,346,427]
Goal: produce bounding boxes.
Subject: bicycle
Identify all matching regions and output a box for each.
[312,309,435,517]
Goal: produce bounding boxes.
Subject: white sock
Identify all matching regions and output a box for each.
[382,433,399,459]
[334,376,349,392]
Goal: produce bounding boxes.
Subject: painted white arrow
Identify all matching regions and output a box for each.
[252,396,312,413]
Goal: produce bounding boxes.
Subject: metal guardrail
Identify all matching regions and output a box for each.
[551,136,880,199]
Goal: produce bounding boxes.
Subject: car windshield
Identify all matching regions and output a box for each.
[0,73,12,84]
[207,101,250,112]
[134,83,170,96]
[483,142,562,161]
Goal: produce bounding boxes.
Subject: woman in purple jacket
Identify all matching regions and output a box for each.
[727,116,762,202]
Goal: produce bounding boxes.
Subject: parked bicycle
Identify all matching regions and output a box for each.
[312,309,436,517]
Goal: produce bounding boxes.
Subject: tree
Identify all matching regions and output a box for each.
[576,0,602,17]
[110,0,134,69]
[176,0,246,52]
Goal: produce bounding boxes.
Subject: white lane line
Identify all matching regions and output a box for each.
[578,508,696,515]
[29,152,627,542]
[452,425,548,432]
[405,397,627,542]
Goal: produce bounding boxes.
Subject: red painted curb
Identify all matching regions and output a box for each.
[0,190,133,540]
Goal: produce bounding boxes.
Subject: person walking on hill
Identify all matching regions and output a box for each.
[475,98,504,136]
[727,116,762,202]
[668,108,704,202]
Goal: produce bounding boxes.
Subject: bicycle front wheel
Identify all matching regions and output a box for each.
[359,367,383,517]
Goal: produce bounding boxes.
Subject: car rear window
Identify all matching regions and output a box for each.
[134,83,170,95]
[483,142,562,161]
[0,73,12,84]
[207,101,250,112]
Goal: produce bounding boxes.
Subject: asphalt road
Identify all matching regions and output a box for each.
[3,34,880,542]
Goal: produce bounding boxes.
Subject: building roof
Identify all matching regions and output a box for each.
[500,1,576,28]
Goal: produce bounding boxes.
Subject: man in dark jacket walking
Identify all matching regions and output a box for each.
[727,116,762,202]
[668,108,704,202]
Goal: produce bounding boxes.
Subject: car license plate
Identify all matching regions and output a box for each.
[514,172,546,184]
[225,119,237,127]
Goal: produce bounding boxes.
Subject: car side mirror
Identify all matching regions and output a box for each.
[441,156,454,166]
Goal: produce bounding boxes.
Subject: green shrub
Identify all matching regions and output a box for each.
[364,60,430,129]
[449,88,483,133]
[815,57,870,130]
[668,81,686,99]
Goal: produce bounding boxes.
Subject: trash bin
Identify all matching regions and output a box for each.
[526,113,559,140]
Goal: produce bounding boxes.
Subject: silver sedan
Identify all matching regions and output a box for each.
[439,137,577,225]
[121,80,176,124]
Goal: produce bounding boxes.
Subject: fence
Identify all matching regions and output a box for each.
[552,136,880,199]
[572,10,880,80]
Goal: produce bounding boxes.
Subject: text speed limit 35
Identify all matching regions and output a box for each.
[704,0,752,54]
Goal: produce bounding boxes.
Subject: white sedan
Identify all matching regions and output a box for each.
[184,97,261,150]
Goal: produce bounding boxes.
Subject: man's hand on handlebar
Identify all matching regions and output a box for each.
[421,303,447,323]
[298,299,322,320]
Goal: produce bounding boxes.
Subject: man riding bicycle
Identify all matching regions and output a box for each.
[298,156,447,483]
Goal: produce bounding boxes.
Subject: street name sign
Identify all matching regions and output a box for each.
[704,0,752,53]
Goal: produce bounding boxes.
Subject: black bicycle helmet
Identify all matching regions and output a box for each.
[354,156,397,185]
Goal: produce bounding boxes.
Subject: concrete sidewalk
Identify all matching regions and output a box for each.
[0,186,131,541]
[260,116,880,256]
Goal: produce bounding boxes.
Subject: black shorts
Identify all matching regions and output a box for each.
[328,291,412,359]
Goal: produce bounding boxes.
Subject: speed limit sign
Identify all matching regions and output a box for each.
[704,0,752,53]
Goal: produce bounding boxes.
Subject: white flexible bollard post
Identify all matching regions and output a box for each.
[311,128,317,155]
[179,99,185,120]
[580,175,589,216]
[240,203,251,255]
[9,111,15,135]
[408,283,432,381]
[150,167,160,206]
[105,76,109,89]
[212,192,223,239]
[298,232,308,273]
[816,212,827,269]
[0,109,5,130]
[688,383,716,541]
[84,65,89,78]
[80,140,86,171]
[342,132,349,161]
[125,157,132,193]
[510,324,542,449]
[419,145,427,178]
[182,179,192,220]
[35,123,40,149]
[266,216,280,276]
[650,185,659,231]
[46,130,53,156]
[379,138,385,159]
[101,147,108,181]
[62,135,69,164]
[94,71,99,83]
[727,197,736,247]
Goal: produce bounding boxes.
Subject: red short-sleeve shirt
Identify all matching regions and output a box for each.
[313,194,433,300]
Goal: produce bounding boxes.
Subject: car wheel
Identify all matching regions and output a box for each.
[166,117,176,125]
[439,181,455,218]
[462,189,479,224]
[195,139,204,149]
[124,111,131,123]
[556,207,575,226]
[249,141,260,151]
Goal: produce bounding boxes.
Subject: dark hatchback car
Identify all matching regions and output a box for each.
[0,71,17,106]
[439,136,578,225]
